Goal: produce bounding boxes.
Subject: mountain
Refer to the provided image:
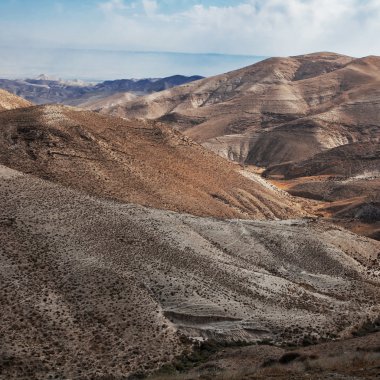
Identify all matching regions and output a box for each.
[0,104,306,220]
[0,75,203,106]
[97,52,379,166]
[1,163,379,379]
[94,52,380,239]
[0,88,32,111]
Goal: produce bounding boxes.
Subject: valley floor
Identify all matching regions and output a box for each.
[150,331,380,380]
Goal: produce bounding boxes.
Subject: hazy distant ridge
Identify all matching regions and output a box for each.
[0,74,204,105]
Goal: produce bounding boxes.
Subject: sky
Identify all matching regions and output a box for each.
[0,0,380,79]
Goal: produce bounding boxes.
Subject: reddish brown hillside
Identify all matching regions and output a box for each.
[0,104,306,219]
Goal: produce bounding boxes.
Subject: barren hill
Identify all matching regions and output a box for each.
[1,55,380,379]
[98,52,380,167]
[0,104,306,220]
[0,88,32,111]
[96,52,380,239]
[1,164,379,379]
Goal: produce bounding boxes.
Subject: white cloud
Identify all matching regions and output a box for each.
[98,0,129,12]
[2,0,380,78]
[142,0,158,15]
[8,0,379,57]
[93,0,380,56]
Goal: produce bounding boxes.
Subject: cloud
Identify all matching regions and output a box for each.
[94,0,380,56]
[142,0,158,15]
[98,0,129,12]
[3,0,380,58]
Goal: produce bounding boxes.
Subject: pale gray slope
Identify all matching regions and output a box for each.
[1,165,379,379]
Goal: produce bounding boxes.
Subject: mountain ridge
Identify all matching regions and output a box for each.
[0,74,204,106]
[96,52,379,167]
[0,88,32,111]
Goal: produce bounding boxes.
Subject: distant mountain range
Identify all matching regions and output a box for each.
[0,74,203,105]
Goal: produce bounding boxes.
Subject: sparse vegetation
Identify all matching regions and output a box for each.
[0,54,379,379]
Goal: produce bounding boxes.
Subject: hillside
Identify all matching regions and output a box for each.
[1,53,380,379]
[264,142,380,240]
[0,104,306,220]
[264,141,380,179]
[0,88,32,111]
[98,52,380,167]
[1,164,379,378]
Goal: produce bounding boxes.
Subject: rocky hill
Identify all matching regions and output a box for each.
[1,54,380,379]
[264,141,380,179]
[96,52,380,240]
[264,141,380,240]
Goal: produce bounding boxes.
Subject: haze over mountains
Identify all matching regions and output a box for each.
[0,46,264,80]
[0,52,379,379]
[0,74,203,106]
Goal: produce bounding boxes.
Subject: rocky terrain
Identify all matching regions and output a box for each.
[151,331,380,379]
[264,142,380,240]
[1,164,379,379]
[0,75,203,106]
[264,141,380,180]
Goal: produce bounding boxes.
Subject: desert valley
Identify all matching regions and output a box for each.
[0,52,379,379]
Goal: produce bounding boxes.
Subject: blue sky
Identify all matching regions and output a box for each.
[1,0,380,79]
